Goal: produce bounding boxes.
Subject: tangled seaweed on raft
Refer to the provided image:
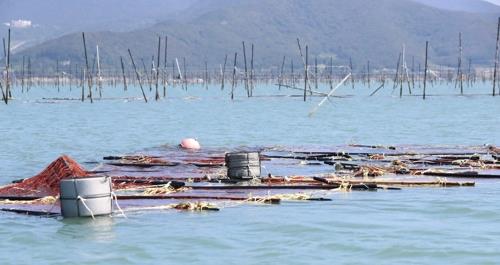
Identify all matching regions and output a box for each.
[0,196,58,205]
[170,201,219,211]
[354,165,386,177]
[106,155,178,167]
[487,145,500,155]
[264,192,312,201]
[143,182,190,195]
[105,155,166,163]
[368,154,385,160]
[253,192,333,201]
[451,159,486,168]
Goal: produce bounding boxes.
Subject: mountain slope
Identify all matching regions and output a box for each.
[11,0,500,70]
[412,0,500,13]
[0,0,197,49]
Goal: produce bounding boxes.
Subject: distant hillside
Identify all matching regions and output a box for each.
[9,0,500,71]
[0,0,197,50]
[486,0,500,5]
[412,0,500,13]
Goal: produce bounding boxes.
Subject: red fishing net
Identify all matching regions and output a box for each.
[0,155,88,197]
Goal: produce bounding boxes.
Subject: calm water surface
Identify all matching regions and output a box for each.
[0,83,499,264]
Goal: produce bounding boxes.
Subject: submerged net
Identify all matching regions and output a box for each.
[0,155,88,197]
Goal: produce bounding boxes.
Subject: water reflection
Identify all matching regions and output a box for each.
[57,216,116,241]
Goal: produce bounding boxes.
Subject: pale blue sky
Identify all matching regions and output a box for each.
[485,0,500,5]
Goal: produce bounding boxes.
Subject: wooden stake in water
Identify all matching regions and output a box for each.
[242,41,249,97]
[231,52,237,100]
[141,58,152,91]
[82,32,93,103]
[369,81,386,97]
[458,32,463,95]
[349,57,354,89]
[493,17,500,96]
[128,49,148,103]
[402,45,412,95]
[90,54,96,82]
[393,52,401,91]
[304,45,308,102]
[28,57,31,91]
[329,57,334,90]
[155,36,161,100]
[250,43,254,95]
[314,57,318,90]
[221,54,228,90]
[21,55,25,92]
[418,63,421,88]
[399,57,403,98]
[183,57,187,90]
[423,41,429,100]
[56,59,60,92]
[70,63,75,91]
[0,63,5,102]
[151,56,155,89]
[411,56,415,90]
[0,81,5,103]
[163,36,168,97]
[5,28,11,103]
[204,61,209,89]
[399,47,405,97]
[82,68,86,101]
[2,36,6,102]
[172,60,176,82]
[120,56,127,91]
[367,60,370,88]
[96,45,102,98]
[297,38,313,93]
[278,55,286,90]
[468,58,472,87]
[2,38,5,62]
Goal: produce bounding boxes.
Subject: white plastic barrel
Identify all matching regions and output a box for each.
[60,176,113,218]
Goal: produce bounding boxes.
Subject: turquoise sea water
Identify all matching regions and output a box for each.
[0,82,499,264]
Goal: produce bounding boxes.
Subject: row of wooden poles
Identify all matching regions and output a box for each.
[2,19,500,104]
[1,40,496,102]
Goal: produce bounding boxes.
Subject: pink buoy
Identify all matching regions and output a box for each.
[180,138,201,150]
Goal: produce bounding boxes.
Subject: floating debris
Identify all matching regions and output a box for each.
[171,201,219,211]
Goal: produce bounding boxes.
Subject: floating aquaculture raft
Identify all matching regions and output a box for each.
[0,144,498,217]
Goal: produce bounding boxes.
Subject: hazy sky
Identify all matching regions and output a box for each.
[485,0,500,5]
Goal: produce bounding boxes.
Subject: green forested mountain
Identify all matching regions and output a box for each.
[9,0,500,70]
